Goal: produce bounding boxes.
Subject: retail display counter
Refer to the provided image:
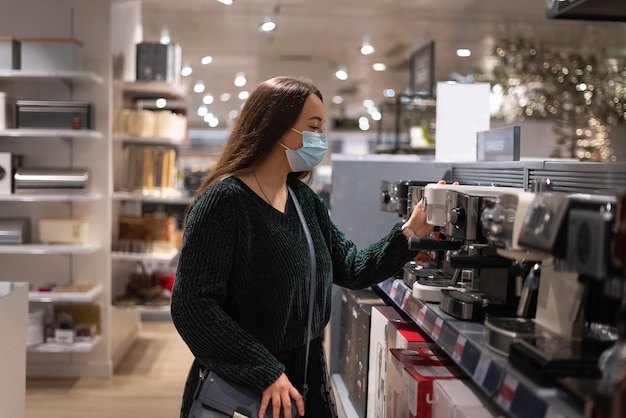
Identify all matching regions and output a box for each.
[376,277,583,418]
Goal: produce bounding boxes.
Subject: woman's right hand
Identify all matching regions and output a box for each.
[258,373,304,418]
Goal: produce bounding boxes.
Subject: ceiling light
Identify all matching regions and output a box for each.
[228,109,239,119]
[358,117,370,131]
[201,55,213,65]
[332,96,344,105]
[197,105,208,117]
[181,66,192,77]
[155,98,167,108]
[372,63,386,71]
[259,21,276,32]
[371,111,382,121]
[220,93,231,102]
[217,0,233,5]
[238,91,250,100]
[335,68,348,81]
[203,94,214,104]
[456,48,472,57]
[383,89,395,98]
[234,72,247,87]
[360,42,375,56]
[193,81,205,93]
[363,99,375,108]
[159,27,170,44]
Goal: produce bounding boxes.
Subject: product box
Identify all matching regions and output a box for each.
[135,42,182,85]
[20,38,82,71]
[386,347,463,418]
[38,218,89,244]
[368,305,405,418]
[338,288,384,418]
[0,37,20,70]
[432,379,494,418]
[368,305,434,418]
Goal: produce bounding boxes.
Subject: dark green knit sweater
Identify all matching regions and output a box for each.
[171,175,415,394]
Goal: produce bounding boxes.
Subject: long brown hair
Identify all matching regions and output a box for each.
[194,76,323,198]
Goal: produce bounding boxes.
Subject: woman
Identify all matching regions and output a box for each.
[171,76,434,418]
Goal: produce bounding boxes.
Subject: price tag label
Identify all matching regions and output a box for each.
[473,352,491,386]
[416,306,427,326]
[496,374,519,412]
[431,317,443,341]
[452,334,467,363]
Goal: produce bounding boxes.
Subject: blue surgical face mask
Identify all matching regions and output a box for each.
[280,128,328,172]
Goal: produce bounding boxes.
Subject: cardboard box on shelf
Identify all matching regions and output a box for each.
[20,38,82,71]
[386,347,464,418]
[433,379,496,418]
[338,288,385,418]
[0,37,20,69]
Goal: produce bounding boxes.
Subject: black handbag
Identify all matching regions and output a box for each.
[188,186,317,418]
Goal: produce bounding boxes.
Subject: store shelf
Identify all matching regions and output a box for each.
[0,128,103,139]
[0,69,103,84]
[111,248,179,262]
[113,133,184,146]
[376,277,583,418]
[0,192,102,202]
[114,80,187,100]
[0,243,101,255]
[112,190,192,205]
[27,335,101,353]
[29,283,103,303]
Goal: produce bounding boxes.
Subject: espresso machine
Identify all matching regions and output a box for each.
[380,179,451,299]
[504,191,623,386]
[409,183,524,320]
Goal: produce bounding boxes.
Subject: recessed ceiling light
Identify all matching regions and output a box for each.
[456,48,471,57]
[335,68,348,80]
[360,42,375,55]
[238,91,250,100]
[217,0,233,5]
[234,72,247,87]
[201,56,213,65]
[332,96,344,105]
[383,89,395,98]
[181,66,192,77]
[220,93,231,102]
[372,63,386,71]
[203,94,214,104]
[193,81,205,93]
[155,98,167,108]
[259,21,276,32]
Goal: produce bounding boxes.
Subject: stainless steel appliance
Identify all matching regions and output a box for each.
[14,167,89,193]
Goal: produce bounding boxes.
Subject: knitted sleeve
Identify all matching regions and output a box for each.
[305,184,416,289]
[170,184,285,394]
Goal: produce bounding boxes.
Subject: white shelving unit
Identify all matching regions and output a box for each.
[0,0,129,379]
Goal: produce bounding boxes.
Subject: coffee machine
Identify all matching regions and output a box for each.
[380,179,452,300]
[409,183,523,320]
[505,191,622,386]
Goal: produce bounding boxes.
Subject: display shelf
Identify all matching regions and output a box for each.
[0,243,101,255]
[376,278,583,418]
[114,80,187,100]
[29,283,102,303]
[112,190,192,205]
[111,248,179,262]
[0,192,102,202]
[0,128,103,139]
[0,69,103,84]
[112,133,184,146]
[27,335,101,353]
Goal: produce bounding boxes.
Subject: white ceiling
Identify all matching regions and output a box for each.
[137,0,626,129]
